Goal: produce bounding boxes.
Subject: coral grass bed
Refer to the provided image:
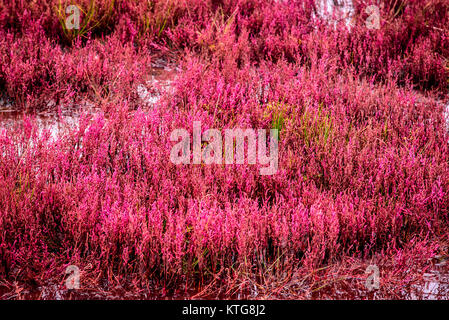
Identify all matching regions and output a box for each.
[0,0,448,299]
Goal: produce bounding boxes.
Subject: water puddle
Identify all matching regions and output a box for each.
[315,0,355,28]
[137,58,177,106]
[1,16,448,299]
[309,257,449,300]
[0,99,94,139]
[0,59,177,137]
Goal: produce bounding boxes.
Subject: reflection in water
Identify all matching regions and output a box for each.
[137,58,177,106]
[446,101,449,133]
[310,259,449,300]
[1,259,448,300]
[1,54,448,300]
[315,0,355,28]
[0,99,92,139]
[0,59,177,138]
[0,279,198,300]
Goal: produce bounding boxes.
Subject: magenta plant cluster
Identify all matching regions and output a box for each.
[0,0,448,298]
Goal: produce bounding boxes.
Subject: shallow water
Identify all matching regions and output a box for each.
[1,15,448,298]
[1,79,449,300]
[309,258,449,300]
[408,258,449,300]
[315,0,355,28]
[0,99,93,139]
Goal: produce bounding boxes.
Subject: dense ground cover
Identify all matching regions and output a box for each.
[0,0,448,299]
